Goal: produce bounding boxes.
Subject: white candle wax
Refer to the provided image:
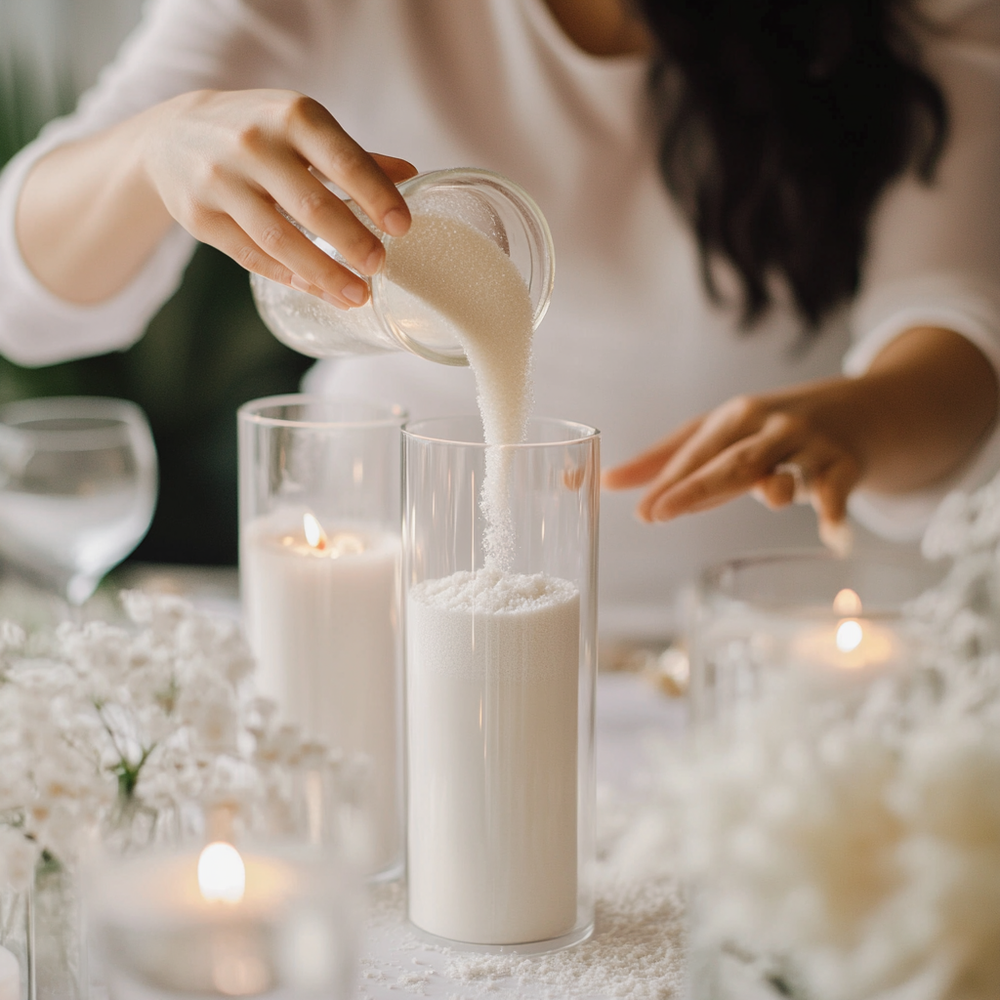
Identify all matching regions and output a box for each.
[241,514,401,874]
[0,945,19,1000]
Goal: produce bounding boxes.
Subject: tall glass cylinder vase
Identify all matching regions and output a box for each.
[238,394,406,879]
[402,416,599,953]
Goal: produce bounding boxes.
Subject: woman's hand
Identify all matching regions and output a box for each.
[18,89,417,307]
[602,380,863,552]
[144,90,417,308]
[603,327,999,550]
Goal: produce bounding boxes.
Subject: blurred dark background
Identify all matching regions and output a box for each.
[0,0,313,566]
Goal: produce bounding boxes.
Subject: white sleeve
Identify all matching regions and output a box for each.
[0,0,313,367]
[845,1,1000,541]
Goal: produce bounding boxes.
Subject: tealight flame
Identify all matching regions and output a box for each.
[303,512,327,551]
[833,588,862,616]
[836,619,864,654]
[198,841,246,904]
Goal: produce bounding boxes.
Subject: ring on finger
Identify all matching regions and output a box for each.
[773,460,811,505]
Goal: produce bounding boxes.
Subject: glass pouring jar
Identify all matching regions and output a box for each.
[250,168,555,366]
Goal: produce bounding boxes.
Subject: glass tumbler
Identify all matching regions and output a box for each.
[238,395,406,879]
[251,168,555,365]
[402,416,599,953]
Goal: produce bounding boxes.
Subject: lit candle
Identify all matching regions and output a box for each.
[0,946,19,1000]
[240,510,401,875]
[91,841,355,997]
[790,589,901,672]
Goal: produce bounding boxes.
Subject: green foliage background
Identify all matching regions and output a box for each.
[0,61,312,566]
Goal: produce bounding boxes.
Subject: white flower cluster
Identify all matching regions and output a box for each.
[676,475,1000,1000]
[0,592,349,889]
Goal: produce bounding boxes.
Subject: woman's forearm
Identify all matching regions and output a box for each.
[16,105,176,305]
[820,327,999,495]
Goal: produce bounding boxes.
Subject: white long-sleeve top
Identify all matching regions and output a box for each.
[2,0,999,638]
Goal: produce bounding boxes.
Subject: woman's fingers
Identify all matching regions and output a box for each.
[641,410,808,521]
[287,98,412,237]
[635,399,802,519]
[810,452,862,527]
[755,444,861,555]
[198,213,297,289]
[605,381,867,546]
[263,158,388,275]
[602,416,703,490]
[217,184,369,307]
[752,471,798,509]
[191,212,348,308]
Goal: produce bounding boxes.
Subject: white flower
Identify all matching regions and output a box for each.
[120,590,191,635]
[175,666,239,753]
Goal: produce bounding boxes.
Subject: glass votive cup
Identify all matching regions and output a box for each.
[237,395,405,879]
[402,416,599,953]
[86,838,361,1000]
[251,168,555,365]
[687,548,945,731]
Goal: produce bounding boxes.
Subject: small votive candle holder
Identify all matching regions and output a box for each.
[87,837,361,1000]
[687,548,944,732]
[238,395,405,878]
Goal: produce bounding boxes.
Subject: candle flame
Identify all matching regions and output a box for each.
[833,588,862,616]
[303,513,327,551]
[198,841,246,904]
[836,619,864,655]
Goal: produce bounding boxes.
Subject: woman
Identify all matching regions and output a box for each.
[1,0,998,639]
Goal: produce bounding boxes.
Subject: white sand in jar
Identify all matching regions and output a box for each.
[406,568,580,945]
[386,212,534,570]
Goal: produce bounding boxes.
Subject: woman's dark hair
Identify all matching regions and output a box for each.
[637,0,947,329]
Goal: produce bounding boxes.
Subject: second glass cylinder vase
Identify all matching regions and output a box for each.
[238,394,405,879]
[402,416,599,953]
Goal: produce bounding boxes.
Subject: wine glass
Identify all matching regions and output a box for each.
[0,396,157,606]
